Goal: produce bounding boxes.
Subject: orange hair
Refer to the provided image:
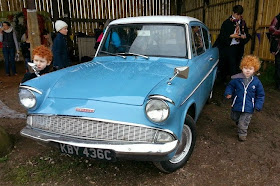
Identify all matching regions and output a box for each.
[32,45,53,64]
[240,55,261,72]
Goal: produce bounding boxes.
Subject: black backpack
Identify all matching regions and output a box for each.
[268,14,280,53]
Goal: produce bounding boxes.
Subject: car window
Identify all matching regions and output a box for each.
[202,27,210,49]
[99,24,187,58]
[191,26,205,56]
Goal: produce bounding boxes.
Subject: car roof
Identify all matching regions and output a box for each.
[110,16,202,25]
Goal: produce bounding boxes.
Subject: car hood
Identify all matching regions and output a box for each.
[48,59,178,105]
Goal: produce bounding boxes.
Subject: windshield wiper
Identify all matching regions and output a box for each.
[118,52,149,59]
[99,51,126,59]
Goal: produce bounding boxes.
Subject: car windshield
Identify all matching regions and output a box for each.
[97,24,187,58]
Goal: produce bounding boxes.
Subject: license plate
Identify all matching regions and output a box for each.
[59,143,116,161]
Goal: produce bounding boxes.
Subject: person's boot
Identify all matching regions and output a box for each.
[238,135,246,141]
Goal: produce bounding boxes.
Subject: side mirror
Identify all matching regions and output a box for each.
[28,62,40,77]
[175,66,189,79]
[168,66,189,85]
[28,62,36,68]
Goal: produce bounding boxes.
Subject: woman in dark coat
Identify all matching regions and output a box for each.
[52,20,71,70]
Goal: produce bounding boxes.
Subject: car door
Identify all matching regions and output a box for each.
[189,23,215,112]
[200,26,218,98]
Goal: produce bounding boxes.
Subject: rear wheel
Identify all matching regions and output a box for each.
[153,114,196,173]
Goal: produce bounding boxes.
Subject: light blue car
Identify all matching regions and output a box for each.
[19,16,219,173]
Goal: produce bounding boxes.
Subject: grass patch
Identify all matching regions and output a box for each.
[0,155,8,163]
[259,61,275,86]
[3,151,92,185]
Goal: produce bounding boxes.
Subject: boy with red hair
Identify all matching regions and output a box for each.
[22,45,53,83]
[225,55,265,141]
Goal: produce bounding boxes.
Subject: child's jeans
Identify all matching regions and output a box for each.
[231,111,252,137]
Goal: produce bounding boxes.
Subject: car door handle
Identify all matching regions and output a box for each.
[209,57,214,61]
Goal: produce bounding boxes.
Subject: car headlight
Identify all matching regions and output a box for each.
[19,89,36,109]
[145,99,170,123]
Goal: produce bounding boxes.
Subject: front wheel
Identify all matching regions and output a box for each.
[153,115,196,173]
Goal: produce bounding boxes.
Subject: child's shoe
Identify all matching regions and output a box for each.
[238,136,246,141]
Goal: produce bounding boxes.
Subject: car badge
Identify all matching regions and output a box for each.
[75,108,95,113]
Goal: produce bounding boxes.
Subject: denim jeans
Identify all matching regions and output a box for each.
[2,47,16,75]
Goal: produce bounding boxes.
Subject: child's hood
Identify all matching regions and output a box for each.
[231,73,246,79]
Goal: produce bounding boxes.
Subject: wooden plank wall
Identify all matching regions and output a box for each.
[0,0,173,59]
[0,0,25,11]
[1,0,172,34]
[182,0,280,61]
[255,0,280,61]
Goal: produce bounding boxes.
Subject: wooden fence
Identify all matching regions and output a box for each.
[1,0,279,61]
[182,0,280,61]
[0,0,174,34]
[0,0,175,60]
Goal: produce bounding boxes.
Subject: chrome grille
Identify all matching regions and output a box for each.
[28,115,158,142]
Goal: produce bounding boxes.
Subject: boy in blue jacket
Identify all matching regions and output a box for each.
[225,55,265,141]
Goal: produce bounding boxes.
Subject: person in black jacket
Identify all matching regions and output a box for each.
[214,5,251,81]
[269,13,280,91]
[21,45,53,83]
[52,20,70,71]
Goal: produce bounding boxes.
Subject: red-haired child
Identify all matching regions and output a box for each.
[21,45,53,83]
[224,55,265,141]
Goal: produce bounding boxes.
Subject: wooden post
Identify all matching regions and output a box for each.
[176,0,183,15]
[63,0,71,35]
[203,0,210,23]
[170,0,177,15]
[52,0,59,23]
[0,0,8,11]
[62,0,73,51]
[250,0,260,54]
[26,0,41,55]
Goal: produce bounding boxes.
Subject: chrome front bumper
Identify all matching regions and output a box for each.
[21,126,179,161]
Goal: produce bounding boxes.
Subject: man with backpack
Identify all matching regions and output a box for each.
[269,13,280,91]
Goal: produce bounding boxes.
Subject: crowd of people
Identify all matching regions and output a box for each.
[0,5,279,142]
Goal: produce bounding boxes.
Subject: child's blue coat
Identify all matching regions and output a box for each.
[224,73,265,113]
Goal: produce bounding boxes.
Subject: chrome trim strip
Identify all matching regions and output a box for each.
[186,23,192,59]
[19,85,42,95]
[27,114,177,139]
[148,95,175,105]
[180,59,219,106]
[21,127,179,156]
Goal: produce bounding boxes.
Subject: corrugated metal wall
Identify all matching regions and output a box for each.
[182,0,280,61]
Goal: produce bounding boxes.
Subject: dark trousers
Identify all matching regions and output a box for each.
[24,58,31,72]
[225,45,243,76]
[2,47,16,75]
[275,52,280,89]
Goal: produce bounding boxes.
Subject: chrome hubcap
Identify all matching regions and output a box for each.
[170,125,192,164]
